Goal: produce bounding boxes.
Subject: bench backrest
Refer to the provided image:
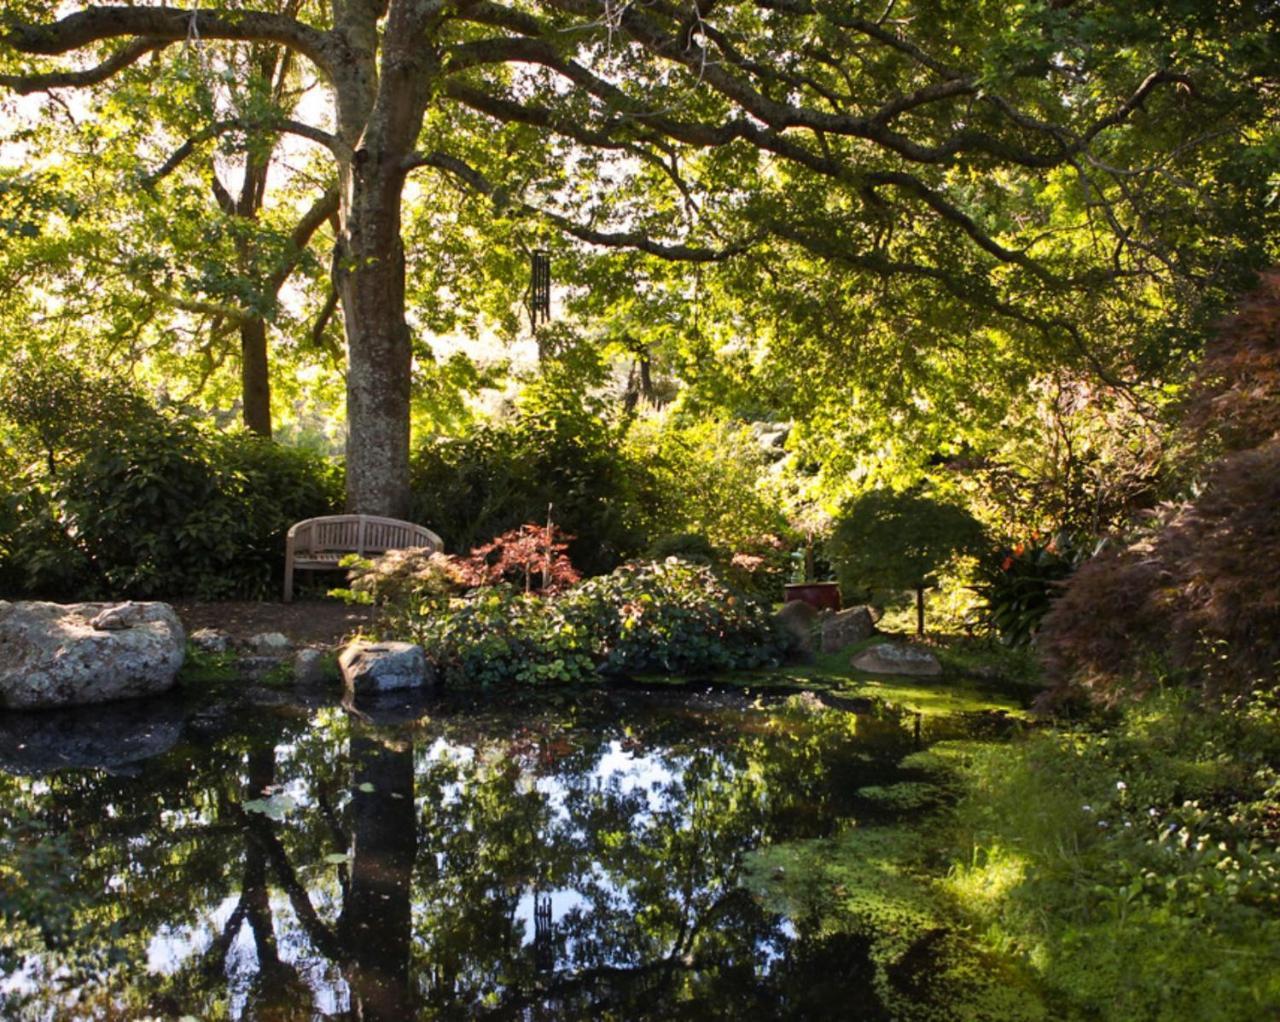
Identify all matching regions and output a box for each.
[287,514,443,557]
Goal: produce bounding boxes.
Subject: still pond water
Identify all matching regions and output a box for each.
[0,683,1002,1020]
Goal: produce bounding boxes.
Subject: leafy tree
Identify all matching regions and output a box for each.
[5,0,1276,516]
[828,488,987,635]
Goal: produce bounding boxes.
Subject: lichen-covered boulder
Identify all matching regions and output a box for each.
[850,641,942,677]
[339,640,432,694]
[820,606,876,653]
[0,601,186,709]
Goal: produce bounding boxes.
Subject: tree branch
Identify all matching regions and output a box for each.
[0,36,171,93]
[1,6,335,81]
[406,149,760,262]
[141,118,346,191]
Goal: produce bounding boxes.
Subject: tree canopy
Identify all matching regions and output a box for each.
[2,0,1277,513]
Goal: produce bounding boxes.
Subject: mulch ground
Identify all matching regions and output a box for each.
[172,600,375,648]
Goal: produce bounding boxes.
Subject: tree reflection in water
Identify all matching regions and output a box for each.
[0,689,919,1019]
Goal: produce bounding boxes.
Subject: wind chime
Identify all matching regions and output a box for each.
[528,250,552,332]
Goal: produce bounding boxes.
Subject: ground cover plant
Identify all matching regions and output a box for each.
[342,541,791,686]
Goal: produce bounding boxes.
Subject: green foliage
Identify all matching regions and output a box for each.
[389,557,787,686]
[0,361,341,598]
[410,380,657,576]
[415,586,599,687]
[972,532,1089,647]
[828,489,988,601]
[943,689,1280,1020]
[623,415,790,554]
[333,547,469,646]
[644,532,717,564]
[563,559,789,676]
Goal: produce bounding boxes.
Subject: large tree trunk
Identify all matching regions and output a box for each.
[329,0,434,518]
[339,167,413,518]
[240,318,273,437]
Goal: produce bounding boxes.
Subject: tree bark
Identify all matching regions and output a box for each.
[240,318,273,437]
[339,166,413,517]
[916,585,926,637]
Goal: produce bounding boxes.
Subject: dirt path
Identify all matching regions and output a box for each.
[172,600,375,648]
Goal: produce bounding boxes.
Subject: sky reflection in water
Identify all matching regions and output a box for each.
[0,687,924,1020]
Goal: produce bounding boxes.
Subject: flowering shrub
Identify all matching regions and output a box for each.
[971,532,1089,647]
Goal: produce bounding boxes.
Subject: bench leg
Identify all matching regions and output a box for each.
[284,560,294,603]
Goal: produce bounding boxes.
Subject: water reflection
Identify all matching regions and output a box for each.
[0,688,924,1020]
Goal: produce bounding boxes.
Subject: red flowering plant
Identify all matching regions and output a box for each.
[459,522,582,594]
[971,530,1091,647]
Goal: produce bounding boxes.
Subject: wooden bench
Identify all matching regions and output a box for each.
[283,514,444,602]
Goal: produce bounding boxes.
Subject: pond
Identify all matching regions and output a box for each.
[0,683,1012,1020]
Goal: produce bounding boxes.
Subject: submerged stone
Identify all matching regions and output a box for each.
[0,600,185,709]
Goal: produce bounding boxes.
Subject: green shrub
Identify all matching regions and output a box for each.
[384,557,788,686]
[333,547,469,644]
[414,587,597,687]
[0,360,342,598]
[410,385,658,576]
[623,415,789,554]
[645,532,717,563]
[828,488,987,634]
[562,559,788,676]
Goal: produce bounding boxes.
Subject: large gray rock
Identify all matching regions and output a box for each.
[820,606,876,653]
[773,600,818,663]
[339,640,432,694]
[850,641,943,677]
[0,601,186,709]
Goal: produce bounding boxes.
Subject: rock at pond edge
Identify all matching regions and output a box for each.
[339,640,433,694]
[773,600,818,664]
[0,600,186,709]
[850,641,942,677]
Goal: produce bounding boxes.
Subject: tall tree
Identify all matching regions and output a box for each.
[3,1,1275,514]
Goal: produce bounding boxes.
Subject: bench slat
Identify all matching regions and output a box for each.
[283,514,443,601]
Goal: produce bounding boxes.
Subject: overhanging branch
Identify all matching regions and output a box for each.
[405,149,759,262]
[2,6,336,80]
[0,36,171,93]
